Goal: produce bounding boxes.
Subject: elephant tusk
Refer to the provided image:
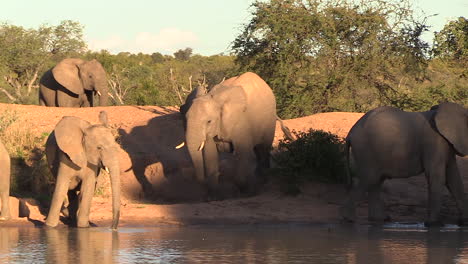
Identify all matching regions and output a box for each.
[175,142,185,149]
[198,140,205,151]
[104,166,110,173]
[97,91,102,96]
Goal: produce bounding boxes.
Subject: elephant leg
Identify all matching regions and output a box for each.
[254,144,271,184]
[57,90,79,107]
[425,166,445,226]
[62,177,80,221]
[445,156,468,225]
[46,166,74,227]
[39,92,47,106]
[341,184,366,223]
[341,168,379,223]
[368,182,389,222]
[203,137,219,188]
[233,140,257,195]
[80,93,91,107]
[0,189,10,220]
[66,189,80,225]
[76,174,96,228]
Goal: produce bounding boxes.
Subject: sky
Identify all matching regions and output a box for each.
[1,0,466,56]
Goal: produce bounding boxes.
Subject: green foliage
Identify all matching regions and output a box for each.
[174,47,193,61]
[232,0,438,117]
[85,50,236,106]
[0,9,465,114]
[273,129,346,195]
[0,20,86,104]
[433,17,468,61]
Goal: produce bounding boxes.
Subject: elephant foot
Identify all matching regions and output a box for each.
[45,221,58,228]
[0,215,11,221]
[339,205,356,223]
[424,220,443,228]
[457,218,468,226]
[77,222,90,228]
[61,207,70,218]
[368,214,391,223]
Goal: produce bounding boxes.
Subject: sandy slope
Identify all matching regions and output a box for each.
[0,103,466,227]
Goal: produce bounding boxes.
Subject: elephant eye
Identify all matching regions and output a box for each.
[97,146,102,150]
[207,120,212,124]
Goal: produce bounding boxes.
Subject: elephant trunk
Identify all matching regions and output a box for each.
[186,126,206,183]
[97,81,109,106]
[108,161,120,230]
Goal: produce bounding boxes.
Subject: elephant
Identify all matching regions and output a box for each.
[45,111,120,229]
[39,58,109,107]
[0,140,11,220]
[178,72,292,194]
[341,102,468,226]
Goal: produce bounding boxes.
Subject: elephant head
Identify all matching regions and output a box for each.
[179,85,207,117]
[52,58,109,106]
[184,85,247,184]
[433,102,468,156]
[51,111,120,229]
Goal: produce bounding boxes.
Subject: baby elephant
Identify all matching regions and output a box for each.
[45,111,121,229]
[0,140,11,220]
[342,102,468,226]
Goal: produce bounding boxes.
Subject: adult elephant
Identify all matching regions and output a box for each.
[39,58,109,107]
[178,72,288,194]
[341,102,468,226]
[45,111,120,229]
[0,140,11,220]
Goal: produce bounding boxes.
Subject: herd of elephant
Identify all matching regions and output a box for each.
[0,58,466,229]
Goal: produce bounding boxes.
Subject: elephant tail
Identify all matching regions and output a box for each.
[276,115,296,141]
[345,138,352,190]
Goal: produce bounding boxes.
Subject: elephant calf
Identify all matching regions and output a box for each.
[45,111,120,229]
[0,140,11,220]
[341,102,468,226]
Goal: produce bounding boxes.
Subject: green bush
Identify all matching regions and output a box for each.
[273,129,346,195]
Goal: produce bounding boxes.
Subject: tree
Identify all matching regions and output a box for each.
[433,17,468,61]
[0,20,86,104]
[232,0,429,118]
[173,47,193,61]
[151,52,165,64]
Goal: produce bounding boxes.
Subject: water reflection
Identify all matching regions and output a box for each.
[0,225,467,263]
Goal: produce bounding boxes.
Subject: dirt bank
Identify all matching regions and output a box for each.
[0,103,466,227]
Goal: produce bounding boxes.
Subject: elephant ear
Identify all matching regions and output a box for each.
[434,102,468,156]
[99,111,109,127]
[54,116,91,168]
[180,85,207,115]
[52,58,85,95]
[219,85,247,136]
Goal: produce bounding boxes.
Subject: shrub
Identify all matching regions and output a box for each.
[272,129,346,195]
[0,109,53,199]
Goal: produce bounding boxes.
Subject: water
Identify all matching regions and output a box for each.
[1,224,468,263]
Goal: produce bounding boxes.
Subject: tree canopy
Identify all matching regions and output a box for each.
[0,5,466,115]
[232,0,451,117]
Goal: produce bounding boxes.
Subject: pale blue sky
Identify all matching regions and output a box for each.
[1,0,466,55]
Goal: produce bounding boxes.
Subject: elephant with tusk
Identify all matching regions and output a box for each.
[177,72,293,195]
[39,58,109,107]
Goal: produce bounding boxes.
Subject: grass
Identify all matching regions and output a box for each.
[0,108,53,202]
[272,129,347,195]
